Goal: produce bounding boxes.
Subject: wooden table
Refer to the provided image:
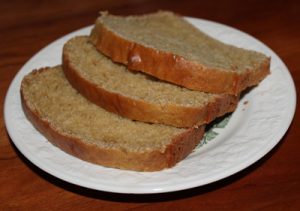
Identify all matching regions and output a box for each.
[1,0,299,210]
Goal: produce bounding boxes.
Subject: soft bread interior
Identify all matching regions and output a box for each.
[21,67,188,153]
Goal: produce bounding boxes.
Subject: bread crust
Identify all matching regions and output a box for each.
[21,71,205,171]
[90,15,270,95]
[62,43,238,128]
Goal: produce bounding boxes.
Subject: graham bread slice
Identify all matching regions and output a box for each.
[63,36,238,127]
[21,66,205,171]
[90,11,270,95]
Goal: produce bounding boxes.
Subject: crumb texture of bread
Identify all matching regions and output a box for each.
[20,66,205,171]
[90,11,270,95]
[63,36,238,127]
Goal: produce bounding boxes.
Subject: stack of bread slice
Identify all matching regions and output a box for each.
[21,11,270,171]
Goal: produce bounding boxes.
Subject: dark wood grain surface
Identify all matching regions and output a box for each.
[1,0,299,210]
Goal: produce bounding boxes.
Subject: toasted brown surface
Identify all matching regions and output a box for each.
[20,66,205,171]
[63,36,238,127]
[90,11,270,95]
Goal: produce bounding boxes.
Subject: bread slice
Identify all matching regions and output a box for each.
[21,66,205,171]
[62,36,238,127]
[90,11,270,95]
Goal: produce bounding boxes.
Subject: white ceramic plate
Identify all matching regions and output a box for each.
[4,17,296,194]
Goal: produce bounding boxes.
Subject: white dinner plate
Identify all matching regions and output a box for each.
[4,16,296,194]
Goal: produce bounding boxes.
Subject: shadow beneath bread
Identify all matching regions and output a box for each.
[239,85,255,101]
[10,123,291,203]
[203,86,255,136]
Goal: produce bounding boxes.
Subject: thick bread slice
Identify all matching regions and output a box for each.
[21,66,205,171]
[90,11,270,95]
[63,36,238,127]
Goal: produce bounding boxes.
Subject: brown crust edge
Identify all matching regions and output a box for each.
[90,15,270,95]
[62,38,239,128]
[20,67,205,171]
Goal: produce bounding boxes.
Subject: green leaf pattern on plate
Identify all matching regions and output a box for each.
[197,114,232,148]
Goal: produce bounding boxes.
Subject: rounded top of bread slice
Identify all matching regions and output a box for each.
[63,36,238,127]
